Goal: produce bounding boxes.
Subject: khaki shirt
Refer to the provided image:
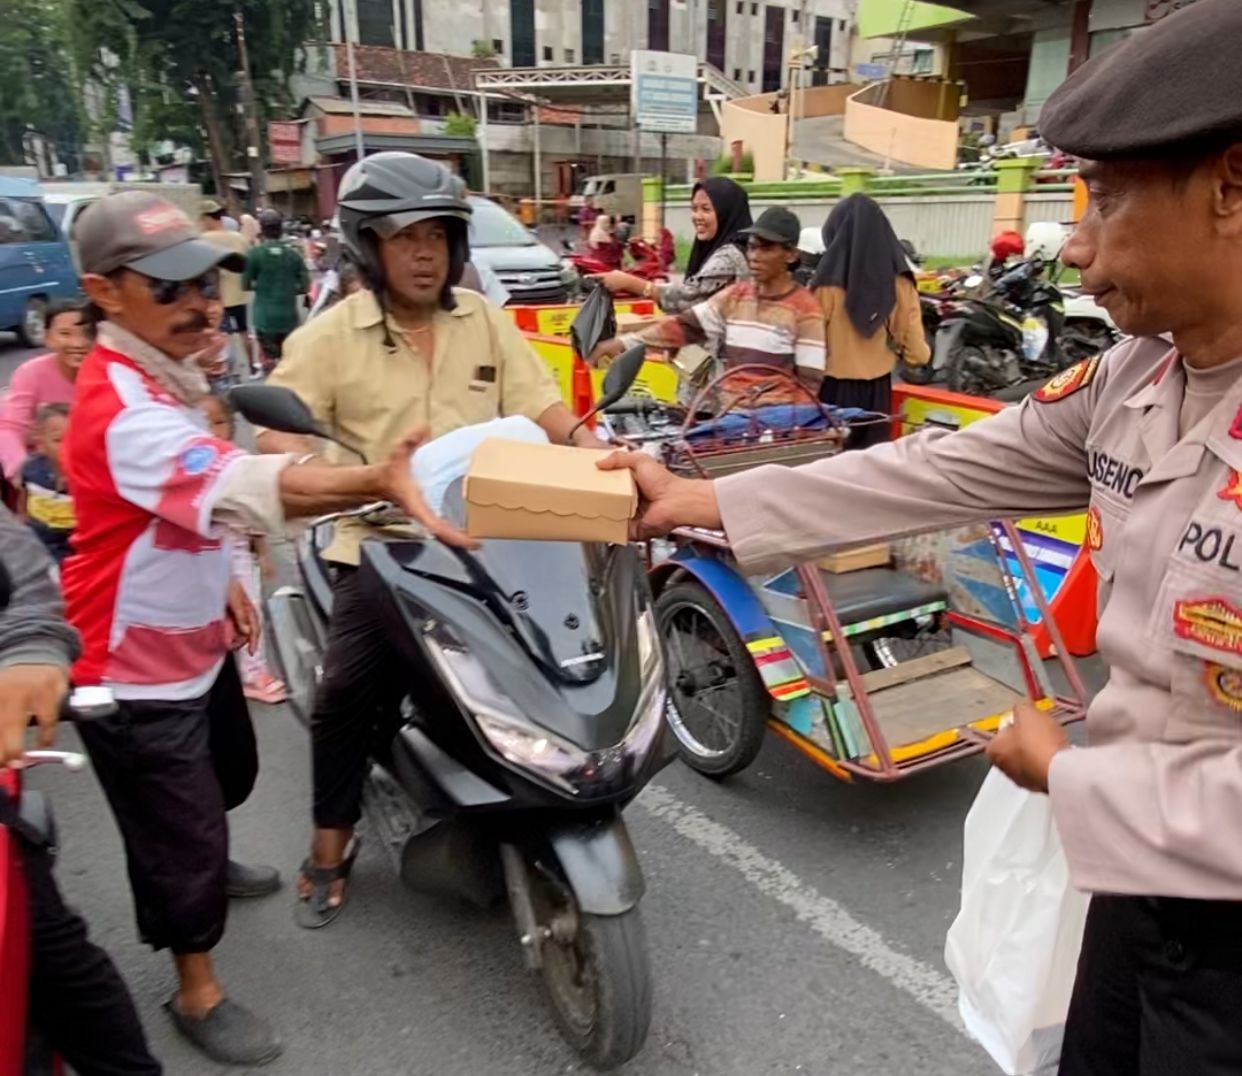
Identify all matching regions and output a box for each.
[200,229,251,309]
[268,288,562,564]
[716,336,1242,899]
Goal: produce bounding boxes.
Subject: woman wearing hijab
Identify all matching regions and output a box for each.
[593,177,752,311]
[811,194,930,448]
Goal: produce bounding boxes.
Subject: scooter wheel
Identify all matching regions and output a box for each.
[656,581,770,779]
[538,899,652,1070]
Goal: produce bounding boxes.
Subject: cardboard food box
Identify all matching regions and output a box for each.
[817,542,891,574]
[465,439,637,543]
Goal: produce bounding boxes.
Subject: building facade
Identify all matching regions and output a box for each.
[330,0,856,91]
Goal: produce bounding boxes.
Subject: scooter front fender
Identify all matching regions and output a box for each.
[548,813,644,916]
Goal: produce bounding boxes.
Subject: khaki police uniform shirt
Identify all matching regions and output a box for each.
[268,287,562,565]
[715,336,1242,899]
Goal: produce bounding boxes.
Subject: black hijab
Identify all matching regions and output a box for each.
[809,194,913,338]
[684,177,753,279]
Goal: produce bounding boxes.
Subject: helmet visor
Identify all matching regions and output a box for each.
[365,206,472,241]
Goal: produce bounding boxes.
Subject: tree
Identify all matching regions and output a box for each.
[0,0,84,170]
[471,39,496,60]
[443,112,477,139]
[69,0,322,203]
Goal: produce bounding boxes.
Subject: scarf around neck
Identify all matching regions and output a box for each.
[98,322,210,406]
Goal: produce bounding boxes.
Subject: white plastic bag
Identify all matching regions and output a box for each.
[410,416,547,514]
[944,768,1090,1076]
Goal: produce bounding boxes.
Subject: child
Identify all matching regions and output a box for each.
[199,392,288,704]
[19,403,76,563]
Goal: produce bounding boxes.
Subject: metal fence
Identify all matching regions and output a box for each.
[665,189,1073,259]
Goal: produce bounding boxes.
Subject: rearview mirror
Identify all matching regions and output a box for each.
[598,343,646,410]
[567,344,647,442]
[964,273,984,289]
[229,385,323,437]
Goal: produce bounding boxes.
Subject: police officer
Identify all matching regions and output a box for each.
[601,1,1242,1070]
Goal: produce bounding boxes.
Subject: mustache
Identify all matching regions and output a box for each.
[172,313,212,333]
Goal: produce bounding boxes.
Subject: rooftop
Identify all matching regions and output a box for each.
[331,44,499,93]
[305,96,415,118]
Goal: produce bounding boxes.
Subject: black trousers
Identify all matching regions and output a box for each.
[820,373,893,450]
[1060,895,1242,1075]
[21,825,162,1075]
[76,659,258,954]
[311,569,405,829]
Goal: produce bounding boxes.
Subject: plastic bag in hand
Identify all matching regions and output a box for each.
[411,416,548,514]
[944,767,1089,1076]
[570,282,617,360]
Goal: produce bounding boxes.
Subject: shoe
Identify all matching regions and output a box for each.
[226,860,281,899]
[243,673,287,705]
[165,997,283,1067]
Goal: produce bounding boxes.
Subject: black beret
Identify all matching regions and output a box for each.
[1040,0,1242,159]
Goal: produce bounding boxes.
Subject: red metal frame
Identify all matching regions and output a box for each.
[659,371,1089,784]
[0,770,30,1076]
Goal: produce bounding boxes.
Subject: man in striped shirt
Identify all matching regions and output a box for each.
[592,207,826,404]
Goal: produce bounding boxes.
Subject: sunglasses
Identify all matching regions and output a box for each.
[138,270,222,305]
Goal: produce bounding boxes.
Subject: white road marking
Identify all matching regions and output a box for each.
[638,783,966,1033]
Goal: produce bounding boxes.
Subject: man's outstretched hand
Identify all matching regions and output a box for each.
[383,427,480,550]
[597,450,722,540]
[0,664,68,769]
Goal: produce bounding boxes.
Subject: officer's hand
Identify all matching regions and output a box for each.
[597,450,722,540]
[383,427,480,550]
[227,580,260,655]
[0,664,68,768]
[986,700,1070,793]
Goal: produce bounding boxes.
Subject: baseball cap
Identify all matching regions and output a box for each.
[77,191,247,280]
[739,206,801,246]
[199,197,224,216]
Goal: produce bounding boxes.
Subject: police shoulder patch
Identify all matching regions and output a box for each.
[1033,355,1101,404]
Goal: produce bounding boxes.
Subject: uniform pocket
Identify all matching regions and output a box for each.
[1086,495,1127,610]
[1149,555,1242,742]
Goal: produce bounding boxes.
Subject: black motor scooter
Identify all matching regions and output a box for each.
[229,347,669,1071]
[939,258,1069,397]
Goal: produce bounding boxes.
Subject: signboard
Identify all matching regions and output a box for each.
[854,62,889,80]
[631,50,699,134]
[267,121,303,166]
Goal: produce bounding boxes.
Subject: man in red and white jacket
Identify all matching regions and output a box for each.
[64,192,472,1067]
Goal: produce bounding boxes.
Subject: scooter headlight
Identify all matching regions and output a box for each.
[423,636,588,794]
[423,611,667,796]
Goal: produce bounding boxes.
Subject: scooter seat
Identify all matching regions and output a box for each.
[821,568,948,628]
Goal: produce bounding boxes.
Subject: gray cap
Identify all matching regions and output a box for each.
[1041,0,1242,159]
[78,191,247,279]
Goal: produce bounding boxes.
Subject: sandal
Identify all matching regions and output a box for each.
[295,837,361,930]
[243,674,288,705]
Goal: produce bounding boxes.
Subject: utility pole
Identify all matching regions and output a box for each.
[344,0,366,161]
[234,9,267,210]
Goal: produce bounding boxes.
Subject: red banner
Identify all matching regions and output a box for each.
[267,121,303,166]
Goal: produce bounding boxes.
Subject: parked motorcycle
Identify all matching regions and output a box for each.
[229,347,669,1071]
[562,239,668,298]
[940,258,1072,396]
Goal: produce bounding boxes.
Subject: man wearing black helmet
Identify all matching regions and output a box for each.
[242,208,309,371]
[256,152,606,926]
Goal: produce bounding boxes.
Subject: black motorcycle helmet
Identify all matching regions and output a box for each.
[337,152,472,315]
[258,208,283,240]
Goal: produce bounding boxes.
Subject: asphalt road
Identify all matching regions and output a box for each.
[3,331,1069,1076]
